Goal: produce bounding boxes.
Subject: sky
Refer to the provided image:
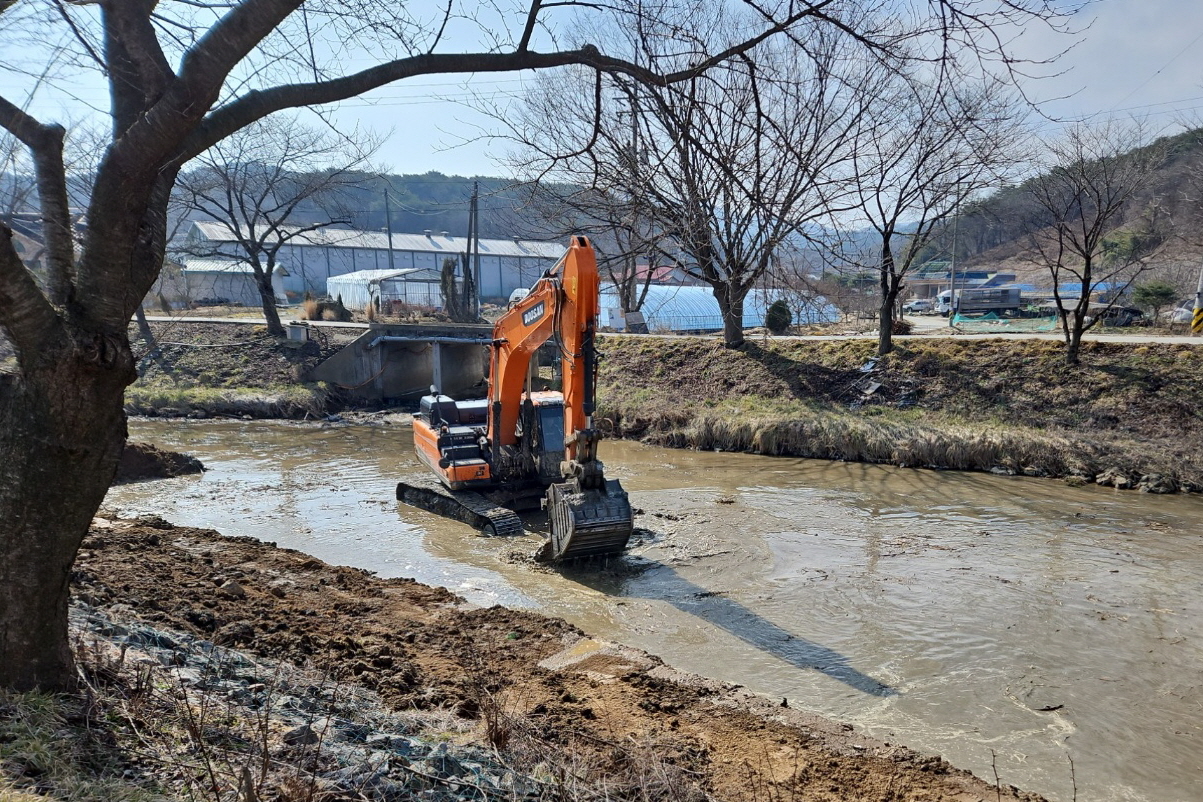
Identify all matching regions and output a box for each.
[317,0,1203,176]
[5,1,1203,178]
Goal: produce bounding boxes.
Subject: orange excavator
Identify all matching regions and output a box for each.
[395,236,634,563]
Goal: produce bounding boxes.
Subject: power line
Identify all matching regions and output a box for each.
[1109,29,1203,113]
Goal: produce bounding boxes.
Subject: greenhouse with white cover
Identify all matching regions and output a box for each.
[326,268,443,311]
[597,286,839,332]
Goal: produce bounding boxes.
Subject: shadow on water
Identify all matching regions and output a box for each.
[561,558,896,698]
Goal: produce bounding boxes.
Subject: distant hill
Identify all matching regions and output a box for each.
[2,169,560,243]
[938,127,1203,290]
[340,172,548,240]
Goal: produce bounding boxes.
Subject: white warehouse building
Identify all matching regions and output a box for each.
[183,221,566,302]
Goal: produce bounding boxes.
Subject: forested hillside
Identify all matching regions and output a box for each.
[946,127,1203,276]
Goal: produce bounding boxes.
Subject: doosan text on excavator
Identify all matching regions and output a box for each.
[395,236,634,563]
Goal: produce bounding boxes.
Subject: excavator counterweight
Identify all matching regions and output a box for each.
[397,237,633,563]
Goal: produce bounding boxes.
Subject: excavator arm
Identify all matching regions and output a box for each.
[486,236,632,561]
[488,236,598,457]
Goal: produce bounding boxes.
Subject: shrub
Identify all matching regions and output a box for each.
[765,299,792,334]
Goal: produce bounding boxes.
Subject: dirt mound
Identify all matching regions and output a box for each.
[113,442,204,484]
[71,516,1045,802]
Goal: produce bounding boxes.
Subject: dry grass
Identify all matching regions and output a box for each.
[125,382,330,419]
[0,690,159,802]
[597,336,1203,490]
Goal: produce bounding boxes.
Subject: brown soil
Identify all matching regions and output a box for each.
[130,322,352,389]
[73,517,1044,802]
[113,442,204,484]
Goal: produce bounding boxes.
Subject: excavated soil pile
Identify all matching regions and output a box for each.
[72,515,1045,802]
[113,442,205,484]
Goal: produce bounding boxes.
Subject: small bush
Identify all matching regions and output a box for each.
[765,300,792,334]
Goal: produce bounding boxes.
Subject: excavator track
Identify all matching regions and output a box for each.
[538,478,634,563]
[395,474,524,537]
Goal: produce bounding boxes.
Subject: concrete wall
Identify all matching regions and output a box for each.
[311,323,490,403]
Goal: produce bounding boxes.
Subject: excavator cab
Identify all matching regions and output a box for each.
[519,391,566,484]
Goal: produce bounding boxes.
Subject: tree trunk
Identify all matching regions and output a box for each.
[1066,330,1082,365]
[1065,312,1085,365]
[134,307,171,377]
[0,348,131,691]
[877,300,894,355]
[877,240,900,356]
[256,274,284,336]
[715,284,746,348]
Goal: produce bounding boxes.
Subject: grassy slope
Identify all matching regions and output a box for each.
[596,336,1203,488]
[125,323,343,417]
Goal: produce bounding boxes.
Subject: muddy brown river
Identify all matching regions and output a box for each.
[108,420,1203,802]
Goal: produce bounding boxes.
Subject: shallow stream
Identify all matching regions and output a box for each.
[107,420,1203,802]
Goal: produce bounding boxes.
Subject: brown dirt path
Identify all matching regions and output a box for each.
[73,515,1045,802]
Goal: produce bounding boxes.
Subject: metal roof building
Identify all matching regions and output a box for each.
[185,221,564,301]
[180,258,287,306]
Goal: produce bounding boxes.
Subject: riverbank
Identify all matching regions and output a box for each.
[126,322,350,419]
[595,337,1203,492]
[13,513,1044,802]
[125,322,1203,491]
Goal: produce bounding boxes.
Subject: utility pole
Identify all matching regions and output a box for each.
[465,181,480,318]
[947,211,959,327]
[383,188,396,272]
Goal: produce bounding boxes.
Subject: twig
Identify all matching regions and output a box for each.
[991,748,1002,802]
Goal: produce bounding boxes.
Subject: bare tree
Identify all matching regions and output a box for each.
[519,182,663,316]
[1,136,36,218]
[1024,121,1166,364]
[0,0,1071,692]
[847,71,1024,355]
[174,116,378,335]
[513,27,872,347]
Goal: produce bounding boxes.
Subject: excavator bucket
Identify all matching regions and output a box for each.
[539,478,634,563]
